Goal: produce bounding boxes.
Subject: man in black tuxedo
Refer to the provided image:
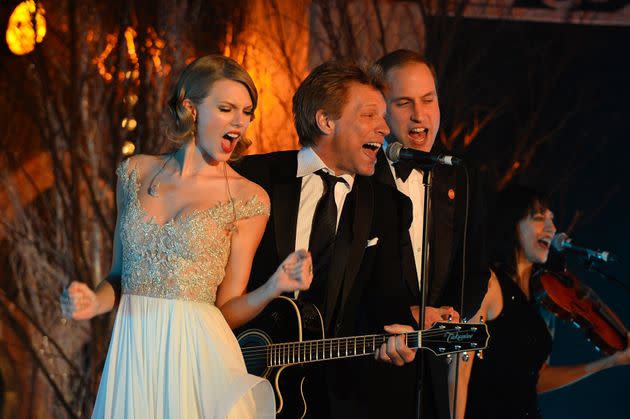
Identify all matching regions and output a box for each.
[357,50,492,419]
[236,60,414,418]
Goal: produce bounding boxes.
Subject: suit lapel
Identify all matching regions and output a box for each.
[375,151,419,298]
[340,176,373,308]
[323,176,373,331]
[427,166,457,306]
[374,149,396,188]
[271,153,300,261]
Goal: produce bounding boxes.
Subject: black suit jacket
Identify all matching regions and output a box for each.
[372,149,490,320]
[356,149,491,419]
[235,150,414,418]
[235,150,380,336]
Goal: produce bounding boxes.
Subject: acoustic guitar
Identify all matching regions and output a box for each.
[237,296,489,418]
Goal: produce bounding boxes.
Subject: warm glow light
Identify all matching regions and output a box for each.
[6,0,47,56]
[122,141,136,156]
[146,26,166,75]
[93,34,117,82]
[127,119,137,130]
[125,94,138,106]
[223,23,234,57]
[124,27,138,64]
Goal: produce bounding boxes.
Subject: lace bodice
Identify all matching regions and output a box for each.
[116,159,270,305]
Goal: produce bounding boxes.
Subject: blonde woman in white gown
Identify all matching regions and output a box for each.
[61,55,313,418]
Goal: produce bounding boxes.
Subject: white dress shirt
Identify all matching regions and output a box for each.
[293,147,354,297]
[294,146,354,253]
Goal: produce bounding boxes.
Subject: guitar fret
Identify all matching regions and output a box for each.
[240,318,486,370]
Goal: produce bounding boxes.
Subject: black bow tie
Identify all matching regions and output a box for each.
[393,160,422,182]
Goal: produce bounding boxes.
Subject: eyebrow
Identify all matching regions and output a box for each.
[219,100,253,109]
[390,92,436,102]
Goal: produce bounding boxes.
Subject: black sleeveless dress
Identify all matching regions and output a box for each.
[465,269,552,419]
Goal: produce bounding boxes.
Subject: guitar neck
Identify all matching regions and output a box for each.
[267,332,414,367]
[265,324,483,367]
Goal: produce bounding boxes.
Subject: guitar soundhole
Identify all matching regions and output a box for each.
[238,330,272,377]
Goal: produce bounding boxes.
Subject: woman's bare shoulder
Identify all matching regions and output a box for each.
[125,153,169,178]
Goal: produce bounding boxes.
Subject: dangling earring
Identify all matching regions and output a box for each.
[191,114,197,143]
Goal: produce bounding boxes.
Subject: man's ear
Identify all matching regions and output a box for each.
[315,109,335,135]
[182,99,197,122]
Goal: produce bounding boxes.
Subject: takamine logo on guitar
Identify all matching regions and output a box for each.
[446,331,475,343]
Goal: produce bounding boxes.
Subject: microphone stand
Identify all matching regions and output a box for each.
[415,163,435,419]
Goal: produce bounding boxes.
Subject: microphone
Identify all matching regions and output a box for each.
[551,233,616,263]
[385,142,462,166]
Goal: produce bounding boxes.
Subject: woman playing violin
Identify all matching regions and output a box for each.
[458,184,630,419]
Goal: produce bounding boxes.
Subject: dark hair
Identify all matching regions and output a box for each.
[375,49,438,89]
[162,55,258,160]
[292,59,384,147]
[490,184,551,276]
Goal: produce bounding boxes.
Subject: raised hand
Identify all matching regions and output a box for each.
[60,281,99,320]
[270,249,313,295]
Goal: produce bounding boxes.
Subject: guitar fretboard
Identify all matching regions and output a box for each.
[267,332,421,366]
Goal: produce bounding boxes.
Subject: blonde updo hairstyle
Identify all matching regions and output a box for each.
[163,55,258,160]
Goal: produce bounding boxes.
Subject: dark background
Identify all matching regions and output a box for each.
[456,18,630,418]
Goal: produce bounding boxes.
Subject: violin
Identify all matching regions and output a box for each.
[531,268,628,355]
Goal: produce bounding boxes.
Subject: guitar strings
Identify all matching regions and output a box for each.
[240,340,480,364]
[239,329,482,354]
[239,329,485,360]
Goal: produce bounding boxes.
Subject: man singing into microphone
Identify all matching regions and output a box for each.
[236,59,415,418]
[359,49,492,419]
